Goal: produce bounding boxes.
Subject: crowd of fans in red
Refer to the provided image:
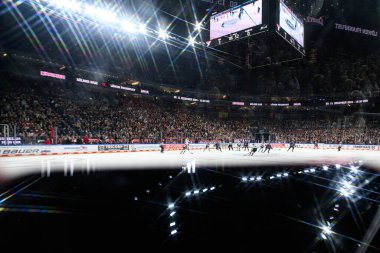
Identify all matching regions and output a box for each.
[1,81,380,145]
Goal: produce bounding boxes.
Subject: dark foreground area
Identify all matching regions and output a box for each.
[0,164,379,252]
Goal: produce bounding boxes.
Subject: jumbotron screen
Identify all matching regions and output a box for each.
[210,0,262,41]
[278,1,304,48]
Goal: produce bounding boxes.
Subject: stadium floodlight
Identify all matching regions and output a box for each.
[159,29,169,40]
[256,177,262,181]
[185,191,191,196]
[310,168,316,173]
[188,36,196,46]
[242,177,248,182]
[304,169,309,173]
[323,166,329,171]
[168,203,175,209]
[249,177,255,181]
[283,173,289,177]
[122,20,136,33]
[270,176,275,180]
[276,174,282,178]
[169,222,176,227]
[335,164,341,169]
[321,233,327,240]
[322,226,332,235]
[194,190,200,194]
[195,22,202,31]
[169,211,176,216]
[85,5,117,23]
[339,187,351,197]
[171,229,178,235]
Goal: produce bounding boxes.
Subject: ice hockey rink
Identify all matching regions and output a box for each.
[1,148,379,180]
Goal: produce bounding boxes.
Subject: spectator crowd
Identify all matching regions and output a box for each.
[1,80,380,145]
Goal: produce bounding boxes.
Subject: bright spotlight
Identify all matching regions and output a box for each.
[169,222,176,227]
[85,5,116,23]
[202,188,208,192]
[159,29,169,39]
[323,166,328,171]
[210,186,216,190]
[321,233,327,240]
[194,190,200,194]
[270,176,275,180]
[169,211,176,216]
[188,36,196,46]
[276,174,282,178]
[195,22,202,31]
[322,226,332,235]
[339,187,351,197]
[242,177,248,182]
[256,177,262,181]
[335,164,341,169]
[48,0,81,11]
[283,173,289,177]
[249,177,255,181]
[171,229,178,235]
[168,203,175,209]
[304,169,309,173]
[185,191,191,196]
[310,168,316,173]
[122,20,136,33]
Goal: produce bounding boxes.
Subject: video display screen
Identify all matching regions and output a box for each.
[210,0,262,40]
[278,1,304,47]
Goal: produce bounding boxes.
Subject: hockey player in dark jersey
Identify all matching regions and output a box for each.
[338,142,342,152]
[215,141,222,152]
[228,141,234,151]
[203,141,211,152]
[243,140,249,151]
[313,141,319,149]
[160,142,165,153]
[287,141,295,152]
[263,143,272,153]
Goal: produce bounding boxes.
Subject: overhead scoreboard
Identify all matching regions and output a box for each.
[207,0,268,47]
[276,0,305,55]
[206,0,305,55]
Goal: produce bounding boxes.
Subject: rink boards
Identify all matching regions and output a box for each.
[0,143,379,157]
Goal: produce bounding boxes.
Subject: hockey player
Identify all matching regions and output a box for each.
[313,141,319,149]
[263,143,272,153]
[287,141,295,152]
[243,140,249,151]
[180,138,193,154]
[228,141,234,151]
[215,141,222,152]
[160,142,165,153]
[203,141,211,152]
[338,142,342,152]
[248,144,258,156]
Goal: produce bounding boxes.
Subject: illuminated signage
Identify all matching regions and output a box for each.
[76,78,98,85]
[174,96,210,103]
[232,102,245,106]
[40,71,65,80]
